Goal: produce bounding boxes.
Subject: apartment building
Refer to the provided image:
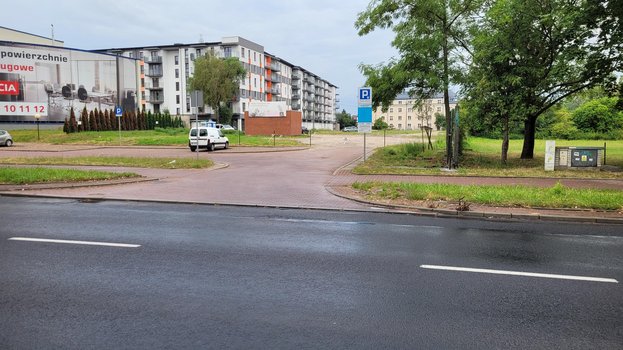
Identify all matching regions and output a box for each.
[98,36,338,130]
[372,93,457,130]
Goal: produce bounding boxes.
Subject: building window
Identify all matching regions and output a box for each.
[437,107,442,112]
[398,124,402,129]
[242,102,246,112]
[176,95,180,104]
[254,52,256,61]
[190,53,195,61]
[241,48,245,58]
[254,78,257,88]
[389,116,394,121]
[398,101,402,104]
[175,69,179,78]
[176,108,180,115]
[408,116,412,120]
[176,82,180,91]
[390,108,393,112]
[408,108,412,113]
[175,55,179,65]
[398,116,402,121]
[398,108,402,112]
[407,123,412,129]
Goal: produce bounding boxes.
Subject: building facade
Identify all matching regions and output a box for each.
[98,37,338,130]
[372,93,457,130]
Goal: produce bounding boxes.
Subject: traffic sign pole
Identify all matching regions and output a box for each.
[358,87,373,162]
[115,107,123,146]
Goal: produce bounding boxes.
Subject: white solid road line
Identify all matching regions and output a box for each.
[8,237,141,248]
[420,264,619,284]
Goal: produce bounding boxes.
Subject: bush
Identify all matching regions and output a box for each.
[571,97,623,133]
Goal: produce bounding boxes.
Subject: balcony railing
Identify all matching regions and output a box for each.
[148,95,164,104]
[146,70,163,77]
[145,56,162,64]
[270,63,281,72]
[292,94,301,100]
[292,103,301,110]
[271,87,281,95]
[292,75,300,80]
[146,84,163,90]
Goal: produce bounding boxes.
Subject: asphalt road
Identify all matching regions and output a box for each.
[1,197,622,349]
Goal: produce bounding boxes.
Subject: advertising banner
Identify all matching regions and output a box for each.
[248,101,287,117]
[0,42,138,122]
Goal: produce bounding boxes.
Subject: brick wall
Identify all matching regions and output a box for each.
[244,110,302,136]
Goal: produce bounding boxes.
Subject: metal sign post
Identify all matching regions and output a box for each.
[115,106,123,146]
[358,87,373,162]
[190,91,203,160]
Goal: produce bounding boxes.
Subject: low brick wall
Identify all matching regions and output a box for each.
[244,110,302,136]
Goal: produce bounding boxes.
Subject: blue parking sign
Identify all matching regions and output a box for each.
[358,87,372,107]
[115,107,123,117]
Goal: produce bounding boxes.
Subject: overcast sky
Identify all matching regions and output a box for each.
[4,0,397,114]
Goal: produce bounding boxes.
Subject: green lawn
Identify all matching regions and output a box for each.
[0,167,139,185]
[354,137,623,178]
[10,128,303,147]
[0,157,212,169]
[353,181,623,210]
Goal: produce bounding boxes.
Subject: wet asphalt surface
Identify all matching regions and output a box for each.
[1,197,622,349]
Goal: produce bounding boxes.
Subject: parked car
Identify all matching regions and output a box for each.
[301,126,309,134]
[221,124,236,131]
[342,126,358,132]
[0,130,13,147]
[188,127,229,152]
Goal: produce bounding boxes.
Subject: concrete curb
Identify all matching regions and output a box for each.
[324,185,623,225]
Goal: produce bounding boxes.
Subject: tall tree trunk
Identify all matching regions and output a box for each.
[442,16,453,169]
[520,115,537,159]
[501,116,509,165]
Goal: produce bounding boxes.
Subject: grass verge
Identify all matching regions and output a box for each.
[11,128,303,147]
[0,157,213,169]
[354,137,623,179]
[352,181,623,211]
[0,167,139,185]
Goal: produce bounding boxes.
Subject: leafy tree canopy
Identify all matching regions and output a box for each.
[188,53,246,122]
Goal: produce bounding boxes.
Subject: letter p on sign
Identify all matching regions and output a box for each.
[358,87,372,107]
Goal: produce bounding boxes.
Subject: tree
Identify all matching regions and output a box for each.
[434,113,445,131]
[373,116,389,130]
[466,0,622,159]
[219,105,233,126]
[336,109,357,129]
[356,0,484,168]
[188,53,246,123]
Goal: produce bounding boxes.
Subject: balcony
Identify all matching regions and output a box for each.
[292,103,300,110]
[148,95,164,104]
[292,84,300,91]
[271,87,281,95]
[292,94,301,100]
[145,56,162,64]
[146,70,163,77]
[270,62,281,72]
[267,74,280,83]
[146,84,163,90]
[292,75,300,80]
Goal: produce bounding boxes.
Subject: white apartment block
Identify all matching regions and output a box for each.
[98,37,338,130]
[372,93,457,130]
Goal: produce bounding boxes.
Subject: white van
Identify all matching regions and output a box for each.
[188,127,229,152]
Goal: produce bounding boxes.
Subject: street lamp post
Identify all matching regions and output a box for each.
[34,113,41,141]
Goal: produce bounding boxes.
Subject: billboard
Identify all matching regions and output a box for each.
[248,101,287,117]
[0,42,138,122]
